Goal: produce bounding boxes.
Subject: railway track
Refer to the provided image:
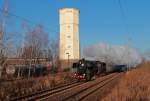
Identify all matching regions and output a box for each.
[37,73,120,101]
[69,73,121,101]
[10,73,121,101]
[10,81,83,101]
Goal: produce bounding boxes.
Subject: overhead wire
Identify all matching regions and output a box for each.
[116,0,132,45]
[116,0,129,34]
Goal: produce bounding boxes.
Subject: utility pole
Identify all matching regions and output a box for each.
[117,0,132,72]
[66,53,70,68]
[127,37,132,71]
[0,0,9,78]
[1,0,9,38]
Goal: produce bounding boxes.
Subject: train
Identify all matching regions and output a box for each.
[72,58,127,81]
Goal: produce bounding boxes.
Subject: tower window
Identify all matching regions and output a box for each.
[68,25,70,28]
[66,10,72,13]
[67,36,71,38]
[68,45,71,48]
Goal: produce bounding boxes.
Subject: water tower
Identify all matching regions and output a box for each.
[59,8,80,69]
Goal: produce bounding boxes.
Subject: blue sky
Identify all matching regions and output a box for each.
[0,0,150,52]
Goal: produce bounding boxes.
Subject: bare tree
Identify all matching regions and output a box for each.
[48,38,59,71]
[0,0,12,78]
[0,16,7,78]
[22,24,49,77]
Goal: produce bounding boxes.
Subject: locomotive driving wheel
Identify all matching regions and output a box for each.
[85,69,91,81]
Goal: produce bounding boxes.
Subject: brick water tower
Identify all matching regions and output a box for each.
[59,8,80,69]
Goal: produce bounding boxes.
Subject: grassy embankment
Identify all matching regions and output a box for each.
[102,62,150,101]
[0,72,72,101]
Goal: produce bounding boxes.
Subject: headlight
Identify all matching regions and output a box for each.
[80,62,82,64]
[81,63,84,66]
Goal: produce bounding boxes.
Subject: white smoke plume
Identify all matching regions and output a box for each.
[143,50,150,61]
[83,43,142,67]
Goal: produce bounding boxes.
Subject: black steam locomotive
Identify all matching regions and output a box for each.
[72,58,127,81]
[72,59,106,81]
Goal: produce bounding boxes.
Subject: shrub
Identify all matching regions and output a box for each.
[63,68,71,72]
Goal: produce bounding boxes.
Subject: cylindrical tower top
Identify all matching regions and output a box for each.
[59,8,79,12]
[59,8,79,25]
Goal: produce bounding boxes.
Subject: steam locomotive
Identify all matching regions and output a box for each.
[72,58,127,81]
[72,58,106,81]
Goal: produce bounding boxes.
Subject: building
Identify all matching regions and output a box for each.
[59,8,80,69]
[5,58,48,66]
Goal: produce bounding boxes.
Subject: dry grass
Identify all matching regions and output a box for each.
[102,62,150,101]
[0,72,73,101]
